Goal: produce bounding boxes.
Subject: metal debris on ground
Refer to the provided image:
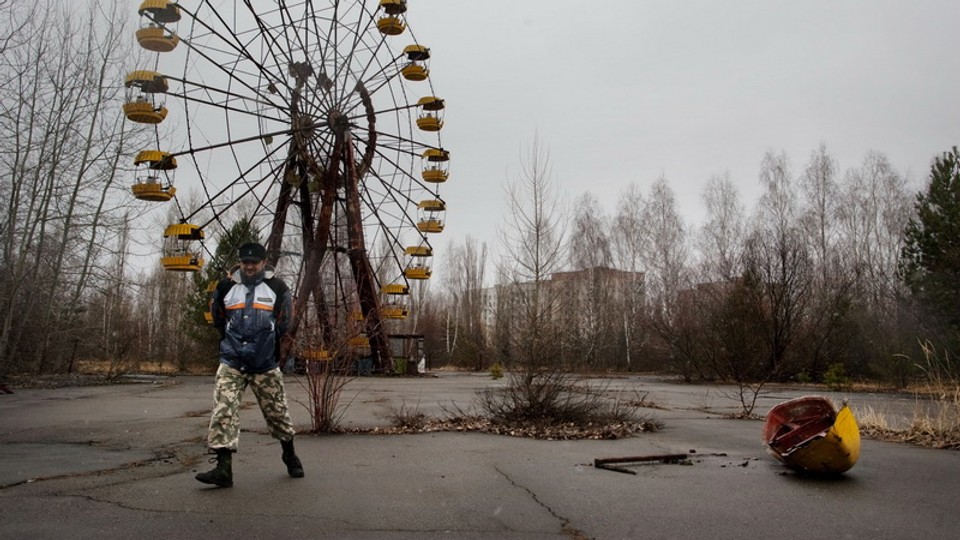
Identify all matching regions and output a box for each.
[594,453,693,474]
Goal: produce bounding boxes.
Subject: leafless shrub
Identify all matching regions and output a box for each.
[386,401,427,430]
[476,369,657,430]
[297,354,356,433]
[624,390,667,410]
[719,382,771,419]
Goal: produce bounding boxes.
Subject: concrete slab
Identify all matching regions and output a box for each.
[0,373,957,539]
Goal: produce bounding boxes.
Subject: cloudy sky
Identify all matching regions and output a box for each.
[408,0,960,262]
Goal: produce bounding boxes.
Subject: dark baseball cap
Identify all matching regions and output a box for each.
[238,242,267,262]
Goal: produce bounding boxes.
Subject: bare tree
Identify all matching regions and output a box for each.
[569,193,612,270]
[443,236,489,370]
[497,134,567,369]
[564,193,620,369]
[484,134,585,420]
[834,151,915,380]
[745,151,812,377]
[837,151,913,310]
[611,183,646,274]
[0,0,140,376]
[610,184,649,368]
[642,176,690,320]
[799,143,841,282]
[637,176,692,378]
[698,172,745,283]
[793,144,863,379]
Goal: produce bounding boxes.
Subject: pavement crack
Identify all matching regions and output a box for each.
[494,465,592,540]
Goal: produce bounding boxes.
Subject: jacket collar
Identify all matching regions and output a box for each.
[229,264,276,284]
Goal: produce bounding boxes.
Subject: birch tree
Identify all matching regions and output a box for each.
[745,151,811,376]
[698,172,745,283]
[0,0,140,375]
[565,193,619,368]
[496,134,567,370]
[610,184,649,368]
[838,151,913,311]
[444,236,489,370]
[641,176,689,319]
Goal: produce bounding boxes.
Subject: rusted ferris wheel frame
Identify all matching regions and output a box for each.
[127,1,447,373]
[268,79,390,369]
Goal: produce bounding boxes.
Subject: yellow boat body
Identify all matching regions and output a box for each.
[775,405,861,474]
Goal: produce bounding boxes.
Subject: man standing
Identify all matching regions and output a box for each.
[195,242,304,487]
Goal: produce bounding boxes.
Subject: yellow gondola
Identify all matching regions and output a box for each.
[136,0,181,52]
[381,283,409,295]
[416,199,446,233]
[348,335,370,350]
[381,283,410,318]
[381,303,409,319]
[123,71,169,124]
[377,0,407,35]
[421,148,449,183]
[403,245,432,280]
[132,150,177,202]
[401,45,430,81]
[379,0,407,15]
[202,280,217,324]
[301,348,334,375]
[763,396,861,475]
[160,223,204,272]
[138,0,180,23]
[416,96,445,132]
[302,348,331,361]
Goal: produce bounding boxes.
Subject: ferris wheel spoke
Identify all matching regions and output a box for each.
[172,128,298,159]
[305,0,337,72]
[367,130,445,179]
[168,88,289,125]
[335,55,405,120]
[178,3,290,111]
[276,1,313,66]
[359,171,421,234]
[330,8,384,105]
[185,138,291,226]
[238,1,310,102]
[346,100,417,121]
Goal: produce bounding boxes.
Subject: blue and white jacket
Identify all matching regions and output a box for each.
[210,267,292,374]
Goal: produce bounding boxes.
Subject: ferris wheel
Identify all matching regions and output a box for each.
[123,0,450,370]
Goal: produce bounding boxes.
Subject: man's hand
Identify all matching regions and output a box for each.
[279,334,294,366]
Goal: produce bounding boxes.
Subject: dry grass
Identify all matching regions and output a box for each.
[857,369,960,450]
[5,358,213,389]
[858,402,960,450]
[856,341,960,450]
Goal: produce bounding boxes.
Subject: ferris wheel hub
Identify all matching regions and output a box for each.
[293,114,317,140]
[326,109,351,136]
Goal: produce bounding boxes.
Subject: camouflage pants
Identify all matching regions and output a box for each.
[206,364,296,451]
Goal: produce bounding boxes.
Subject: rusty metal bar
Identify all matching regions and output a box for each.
[594,454,692,475]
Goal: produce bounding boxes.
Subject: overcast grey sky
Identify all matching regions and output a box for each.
[410,0,960,262]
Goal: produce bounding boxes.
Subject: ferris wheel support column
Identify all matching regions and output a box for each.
[285,149,341,353]
[343,134,391,372]
[266,86,309,266]
[266,176,294,267]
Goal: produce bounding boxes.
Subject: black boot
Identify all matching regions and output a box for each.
[195,448,233,487]
[281,439,304,478]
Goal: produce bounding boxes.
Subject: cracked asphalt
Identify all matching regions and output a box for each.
[1,372,958,539]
